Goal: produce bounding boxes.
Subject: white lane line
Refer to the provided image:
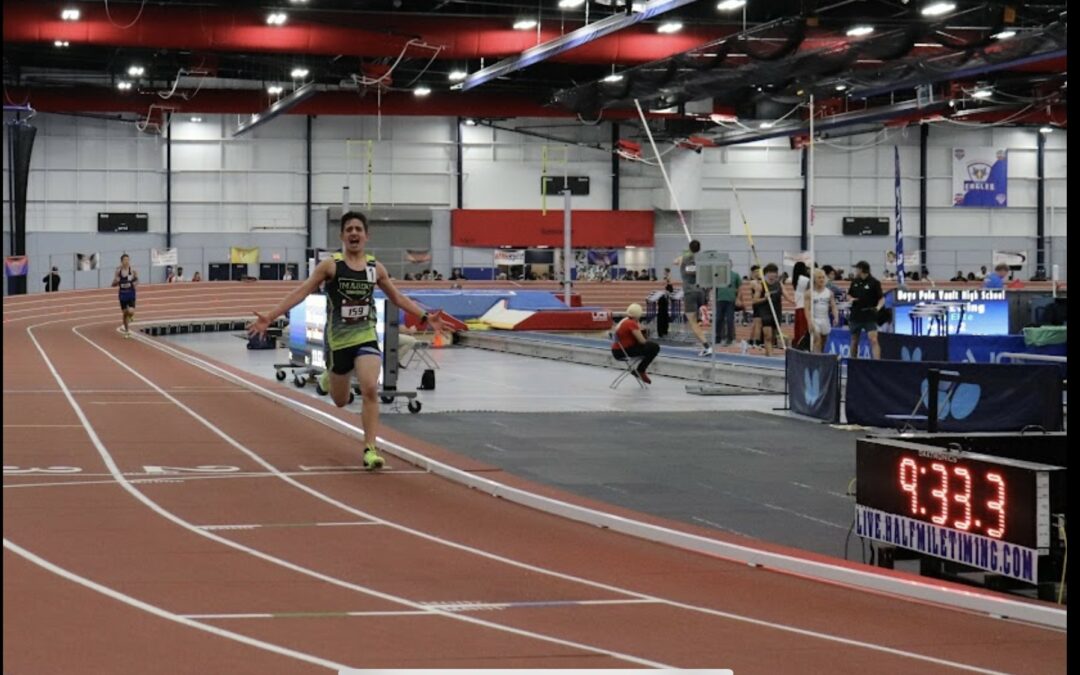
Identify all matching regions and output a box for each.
[184,610,428,620]
[483,443,510,453]
[198,522,380,531]
[3,538,349,672]
[691,516,754,539]
[3,469,432,490]
[183,599,659,621]
[100,325,1027,671]
[760,502,848,531]
[25,321,672,668]
[88,401,172,405]
[791,481,852,501]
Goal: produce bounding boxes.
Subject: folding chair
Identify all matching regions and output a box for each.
[400,340,439,370]
[610,332,646,389]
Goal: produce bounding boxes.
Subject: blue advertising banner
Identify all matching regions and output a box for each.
[878,333,948,362]
[786,349,841,422]
[845,360,1063,431]
[948,334,1068,364]
[824,328,872,359]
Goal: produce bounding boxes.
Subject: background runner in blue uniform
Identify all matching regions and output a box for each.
[112,253,138,338]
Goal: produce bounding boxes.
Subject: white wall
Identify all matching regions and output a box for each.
[3,111,1068,294]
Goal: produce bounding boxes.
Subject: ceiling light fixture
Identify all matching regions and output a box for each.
[717,0,746,11]
[190,116,204,123]
[992,30,1017,40]
[971,88,992,99]
[54,40,70,48]
[847,25,875,37]
[290,67,309,79]
[558,0,586,8]
[602,73,624,83]
[921,2,956,17]
[60,8,80,21]
[414,86,432,97]
[289,0,308,3]
[448,70,468,82]
[266,12,288,25]
[657,21,683,33]
[513,18,538,30]
[464,118,478,126]
[835,83,848,91]
[127,65,145,77]
[116,81,133,91]
[1039,126,1053,134]
[267,85,284,95]
[759,121,774,129]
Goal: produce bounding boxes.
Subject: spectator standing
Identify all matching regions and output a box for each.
[847,261,883,359]
[43,267,61,292]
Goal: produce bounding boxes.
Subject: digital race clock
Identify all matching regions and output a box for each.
[855,438,1064,584]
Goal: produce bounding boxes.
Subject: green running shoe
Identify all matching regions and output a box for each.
[317,369,330,393]
[363,447,385,471]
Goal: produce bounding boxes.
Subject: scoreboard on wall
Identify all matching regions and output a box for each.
[855,437,1066,585]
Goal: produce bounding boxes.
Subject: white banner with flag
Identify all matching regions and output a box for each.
[993,250,1027,269]
[884,250,920,270]
[493,249,525,266]
[953,147,1008,208]
[75,252,100,271]
[782,251,812,268]
[151,247,179,267]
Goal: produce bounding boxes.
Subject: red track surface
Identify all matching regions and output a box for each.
[3,285,1066,673]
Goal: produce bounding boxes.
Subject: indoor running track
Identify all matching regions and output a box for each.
[2,285,1066,674]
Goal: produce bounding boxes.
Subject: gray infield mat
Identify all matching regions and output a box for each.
[382,410,865,559]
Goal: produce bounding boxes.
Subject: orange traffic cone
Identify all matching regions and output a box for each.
[432,331,444,348]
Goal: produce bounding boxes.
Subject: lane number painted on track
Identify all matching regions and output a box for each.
[141,465,241,475]
[3,466,82,475]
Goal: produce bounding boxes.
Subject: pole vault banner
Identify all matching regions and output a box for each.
[785,349,841,422]
[953,147,1008,208]
[845,360,1063,431]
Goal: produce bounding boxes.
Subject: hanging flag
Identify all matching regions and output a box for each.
[230,247,260,264]
[4,256,28,278]
[894,146,906,286]
[75,252,100,271]
[151,247,178,266]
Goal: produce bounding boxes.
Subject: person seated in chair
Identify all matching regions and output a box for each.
[611,303,660,384]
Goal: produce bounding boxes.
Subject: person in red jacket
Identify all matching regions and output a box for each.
[611,303,660,384]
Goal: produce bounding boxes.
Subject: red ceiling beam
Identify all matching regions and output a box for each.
[3,2,731,64]
[4,2,984,66]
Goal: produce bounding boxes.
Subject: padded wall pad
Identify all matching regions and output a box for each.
[478,300,535,330]
[504,291,573,311]
[514,309,613,331]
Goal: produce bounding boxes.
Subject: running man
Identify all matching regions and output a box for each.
[111,253,138,338]
[248,211,445,470]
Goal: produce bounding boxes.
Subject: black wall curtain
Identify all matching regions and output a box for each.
[7,121,36,295]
